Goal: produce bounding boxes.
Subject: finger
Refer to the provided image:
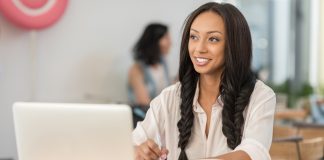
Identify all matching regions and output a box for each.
[161,147,169,155]
[142,143,159,160]
[161,148,168,160]
[146,139,162,156]
[138,145,153,160]
[160,147,168,160]
[134,147,143,160]
[160,154,167,160]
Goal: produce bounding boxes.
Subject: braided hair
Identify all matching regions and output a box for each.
[177,2,256,159]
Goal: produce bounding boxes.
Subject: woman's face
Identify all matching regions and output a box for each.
[189,11,226,76]
[159,32,172,55]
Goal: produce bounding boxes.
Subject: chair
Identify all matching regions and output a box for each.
[271,137,324,160]
[270,141,300,160]
[299,137,324,160]
[298,127,324,139]
[294,122,324,159]
[271,125,302,160]
[272,124,324,160]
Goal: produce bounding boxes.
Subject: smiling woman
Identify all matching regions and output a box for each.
[132,2,276,160]
[188,12,225,76]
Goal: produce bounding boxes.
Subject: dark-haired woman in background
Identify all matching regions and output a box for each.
[133,2,276,160]
[128,23,172,123]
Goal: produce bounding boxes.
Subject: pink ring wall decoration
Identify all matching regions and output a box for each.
[20,0,49,9]
[0,0,68,29]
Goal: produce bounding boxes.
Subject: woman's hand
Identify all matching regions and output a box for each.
[135,139,168,160]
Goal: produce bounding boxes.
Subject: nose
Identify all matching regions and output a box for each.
[196,40,208,54]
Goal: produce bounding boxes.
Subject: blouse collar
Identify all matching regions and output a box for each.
[192,80,224,113]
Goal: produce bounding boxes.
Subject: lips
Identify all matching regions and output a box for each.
[194,57,211,66]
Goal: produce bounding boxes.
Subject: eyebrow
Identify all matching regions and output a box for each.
[190,28,223,35]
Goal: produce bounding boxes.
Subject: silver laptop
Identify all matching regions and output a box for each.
[13,102,134,160]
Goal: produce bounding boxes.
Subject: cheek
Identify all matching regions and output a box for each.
[159,42,166,51]
[160,39,170,50]
[209,44,225,60]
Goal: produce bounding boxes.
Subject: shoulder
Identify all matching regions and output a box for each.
[160,82,181,97]
[150,82,181,111]
[252,80,276,100]
[160,82,181,102]
[128,63,143,78]
[248,80,276,111]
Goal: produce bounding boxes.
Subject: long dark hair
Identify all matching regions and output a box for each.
[177,2,256,159]
[133,23,168,65]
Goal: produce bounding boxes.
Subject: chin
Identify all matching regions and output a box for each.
[193,66,210,74]
[194,66,222,76]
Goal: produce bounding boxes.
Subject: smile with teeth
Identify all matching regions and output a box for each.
[195,57,211,66]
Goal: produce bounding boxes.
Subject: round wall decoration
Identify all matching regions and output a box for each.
[0,0,68,29]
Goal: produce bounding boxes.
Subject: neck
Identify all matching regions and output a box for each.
[199,72,222,104]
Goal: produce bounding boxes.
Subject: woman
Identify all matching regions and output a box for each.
[133,2,276,160]
[128,23,172,122]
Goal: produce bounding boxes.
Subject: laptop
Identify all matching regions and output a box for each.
[13,102,134,160]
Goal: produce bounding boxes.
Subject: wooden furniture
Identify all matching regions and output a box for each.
[299,127,324,139]
[299,137,324,160]
[275,109,308,120]
[294,122,324,159]
[273,125,298,138]
[271,125,324,160]
[271,126,303,160]
[270,141,300,160]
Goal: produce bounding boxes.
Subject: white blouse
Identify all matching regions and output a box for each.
[132,80,276,160]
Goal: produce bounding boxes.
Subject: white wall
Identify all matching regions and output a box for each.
[0,15,34,159]
[0,0,213,159]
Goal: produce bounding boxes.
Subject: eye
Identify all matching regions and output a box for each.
[190,34,199,41]
[209,37,220,42]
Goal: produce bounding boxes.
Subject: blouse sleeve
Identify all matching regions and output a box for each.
[234,86,276,160]
[132,93,166,146]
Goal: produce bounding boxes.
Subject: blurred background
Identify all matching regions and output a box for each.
[0,0,323,159]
